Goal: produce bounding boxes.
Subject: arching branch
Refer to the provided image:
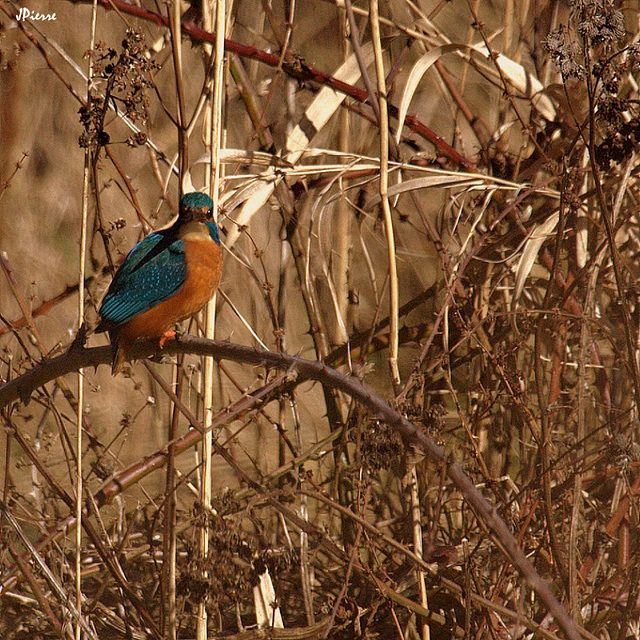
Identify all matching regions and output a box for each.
[1,336,581,640]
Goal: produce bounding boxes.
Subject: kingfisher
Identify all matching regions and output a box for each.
[97,192,222,374]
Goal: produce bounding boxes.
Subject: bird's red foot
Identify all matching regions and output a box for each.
[159,330,176,349]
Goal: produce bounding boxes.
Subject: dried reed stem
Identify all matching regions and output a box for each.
[408,466,430,640]
[369,0,400,388]
[75,3,97,638]
[198,0,226,636]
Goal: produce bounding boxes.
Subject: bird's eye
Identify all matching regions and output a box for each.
[207,208,213,219]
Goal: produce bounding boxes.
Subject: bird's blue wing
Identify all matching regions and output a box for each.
[98,231,187,329]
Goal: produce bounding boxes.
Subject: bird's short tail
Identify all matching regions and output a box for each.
[109,334,127,375]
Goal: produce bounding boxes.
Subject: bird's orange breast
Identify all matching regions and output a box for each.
[118,236,222,344]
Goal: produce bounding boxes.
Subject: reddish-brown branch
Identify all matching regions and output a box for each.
[0,279,101,338]
[69,0,475,170]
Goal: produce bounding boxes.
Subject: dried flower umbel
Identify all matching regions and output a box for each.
[573,0,625,47]
[79,27,158,150]
[359,418,406,473]
[544,25,585,80]
[544,0,640,169]
[177,500,292,622]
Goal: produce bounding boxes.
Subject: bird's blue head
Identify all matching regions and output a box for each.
[179,192,220,244]
[180,192,214,220]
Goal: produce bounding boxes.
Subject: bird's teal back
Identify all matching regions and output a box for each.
[98,230,187,329]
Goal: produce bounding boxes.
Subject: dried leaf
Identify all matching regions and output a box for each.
[512,212,559,305]
[471,44,556,121]
[227,45,375,247]
[395,44,463,146]
[365,174,483,209]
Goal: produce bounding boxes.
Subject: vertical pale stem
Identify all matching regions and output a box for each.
[76,4,97,639]
[165,373,179,640]
[76,160,89,640]
[76,162,89,640]
[165,4,185,638]
[170,0,188,187]
[333,8,351,343]
[369,0,400,387]
[198,0,226,638]
[409,467,430,640]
